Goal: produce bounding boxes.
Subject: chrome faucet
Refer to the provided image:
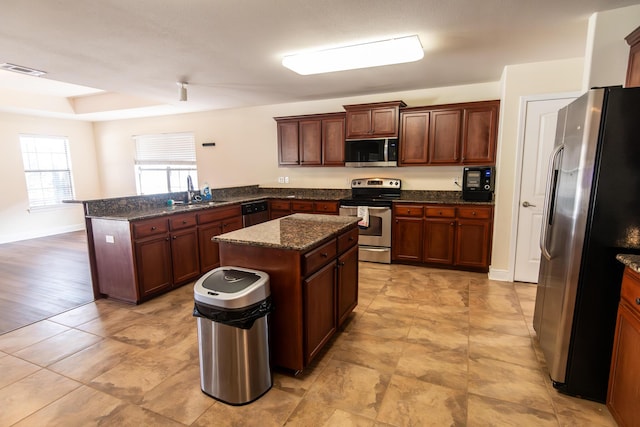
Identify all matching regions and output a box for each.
[187,175,195,203]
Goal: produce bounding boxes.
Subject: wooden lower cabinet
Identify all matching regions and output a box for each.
[271,199,339,219]
[89,204,242,304]
[607,267,640,427]
[391,204,423,262]
[455,219,491,268]
[197,206,243,273]
[423,219,455,265]
[392,203,493,272]
[337,244,359,326]
[170,228,200,283]
[304,262,337,362]
[134,235,172,298]
[218,225,359,372]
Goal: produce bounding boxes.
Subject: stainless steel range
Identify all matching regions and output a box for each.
[339,178,401,264]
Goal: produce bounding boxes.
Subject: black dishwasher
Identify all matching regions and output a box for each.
[241,200,270,227]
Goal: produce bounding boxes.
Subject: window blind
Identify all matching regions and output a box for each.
[134,132,196,165]
[20,134,74,207]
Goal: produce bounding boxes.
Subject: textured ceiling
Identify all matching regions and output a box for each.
[1,0,639,120]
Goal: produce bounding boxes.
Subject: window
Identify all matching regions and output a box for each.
[20,134,75,208]
[133,132,198,195]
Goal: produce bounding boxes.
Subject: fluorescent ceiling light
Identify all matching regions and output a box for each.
[282,35,424,75]
[1,62,47,77]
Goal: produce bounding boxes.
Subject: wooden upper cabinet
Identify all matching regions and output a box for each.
[275,113,345,166]
[625,26,640,88]
[343,101,406,138]
[399,111,429,165]
[429,109,462,164]
[462,101,499,164]
[322,115,346,165]
[277,120,300,165]
[299,119,322,165]
[399,100,499,166]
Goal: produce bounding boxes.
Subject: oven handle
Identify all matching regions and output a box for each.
[360,247,390,252]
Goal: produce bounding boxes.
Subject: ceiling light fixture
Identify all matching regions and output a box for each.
[282,35,424,75]
[0,63,47,77]
[177,81,188,101]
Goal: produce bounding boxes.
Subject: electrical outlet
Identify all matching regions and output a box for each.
[278,176,284,183]
[284,176,289,184]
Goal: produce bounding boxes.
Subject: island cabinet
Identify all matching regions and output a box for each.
[343,101,406,139]
[399,100,499,166]
[392,203,493,272]
[216,215,359,372]
[274,113,346,166]
[269,199,339,219]
[607,266,640,426]
[625,25,640,88]
[197,205,242,273]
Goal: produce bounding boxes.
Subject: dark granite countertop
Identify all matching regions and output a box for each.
[78,185,493,221]
[214,213,359,251]
[616,254,640,274]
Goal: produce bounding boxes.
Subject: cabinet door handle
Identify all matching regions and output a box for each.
[450,222,455,226]
[151,226,157,231]
[348,236,354,241]
[338,261,345,266]
[182,220,188,224]
[321,252,328,258]
[636,297,640,305]
[472,211,477,216]
[172,236,177,240]
[165,237,170,241]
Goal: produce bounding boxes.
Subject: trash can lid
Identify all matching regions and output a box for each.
[194,266,270,309]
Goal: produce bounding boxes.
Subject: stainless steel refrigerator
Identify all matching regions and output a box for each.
[533,86,640,402]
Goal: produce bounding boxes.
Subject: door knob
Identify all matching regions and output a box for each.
[522,201,536,208]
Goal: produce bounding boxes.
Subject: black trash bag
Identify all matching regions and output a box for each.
[193,296,273,330]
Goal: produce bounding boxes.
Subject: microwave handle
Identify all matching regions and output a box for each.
[384,139,388,162]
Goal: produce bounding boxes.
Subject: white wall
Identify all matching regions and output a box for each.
[93,82,502,197]
[583,4,640,90]
[0,112,102,243]
[490,58,584,280]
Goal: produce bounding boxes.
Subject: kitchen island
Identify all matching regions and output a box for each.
[215,213,360,373]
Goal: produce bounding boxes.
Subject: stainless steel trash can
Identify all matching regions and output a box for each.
[193,266,272,405]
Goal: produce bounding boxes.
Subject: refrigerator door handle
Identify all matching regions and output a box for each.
[540,144,564,260]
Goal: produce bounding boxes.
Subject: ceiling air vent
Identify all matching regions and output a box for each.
[0,63,47,77]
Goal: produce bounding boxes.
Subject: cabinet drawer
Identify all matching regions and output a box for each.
[292,201,314,212]
[393,204,424,217]
[170,213,197,230]
[270,200,291,211]
[314,201,339,214]
[304,239,337,276]
[338,227,359,254]
[621,268,640,313]
[457,206,492,219]
[197,205,241,225]
[425,206,456,218]
[133,218,169,239]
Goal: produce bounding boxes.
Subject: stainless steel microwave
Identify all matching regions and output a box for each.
[344,138,398,167]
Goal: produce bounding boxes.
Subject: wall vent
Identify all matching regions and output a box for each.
[0,63,47,77]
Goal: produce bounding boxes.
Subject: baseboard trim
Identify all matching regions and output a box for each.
[488,268,512,282]
[0,224,85,244]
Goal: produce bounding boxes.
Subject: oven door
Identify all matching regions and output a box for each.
[339,205,391,246]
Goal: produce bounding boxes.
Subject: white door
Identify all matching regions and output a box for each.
[514,95,577,283]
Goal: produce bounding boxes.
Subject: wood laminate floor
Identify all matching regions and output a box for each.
[0,262,616,426]
[0,231,93,335]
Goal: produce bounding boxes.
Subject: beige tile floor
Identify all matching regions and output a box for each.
[0,262,617,426]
